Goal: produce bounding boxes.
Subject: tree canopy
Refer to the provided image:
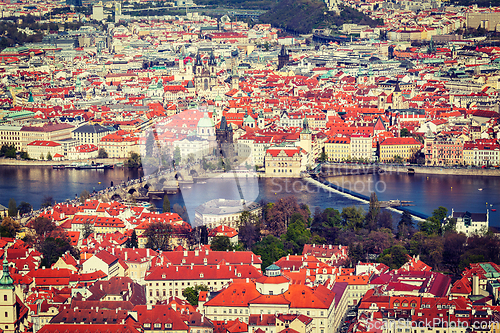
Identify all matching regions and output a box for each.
[144,222,172,251]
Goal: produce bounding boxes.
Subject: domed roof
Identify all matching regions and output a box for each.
[197,113,214,128]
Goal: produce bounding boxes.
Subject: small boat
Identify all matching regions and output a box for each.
[76,162,105,170]
[478,188,483,191]
[52,165,66,169]
[492,209,497,212]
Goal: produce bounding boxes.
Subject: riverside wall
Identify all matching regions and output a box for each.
[0,158,127,166]
[380,165,500,177]
[321,163,500,177]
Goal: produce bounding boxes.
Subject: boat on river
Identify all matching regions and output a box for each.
[74,162,114,170]
[52,165,66,169]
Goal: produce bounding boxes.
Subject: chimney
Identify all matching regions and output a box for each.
[125,251,128,261]
[147,249,150,257]
[473,274,480,295]
[183,250,188,257]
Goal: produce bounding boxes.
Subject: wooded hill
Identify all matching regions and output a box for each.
[259,0,382,34]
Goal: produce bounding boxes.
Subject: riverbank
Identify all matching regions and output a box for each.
[0,157,127,166]
[323,163,500,177]
[380,165,500,177]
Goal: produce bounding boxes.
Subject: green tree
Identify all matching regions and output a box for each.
[32,216,56,237]
[1,144,16,158]
[265,196,310,237]
[377,210,393,230]
[364,192,380,231]
[82,222,94,239]
[252,235,287,269]
[126,152,142,168]
[47,152,52,161]
[393,155,403,164]
[397,210,414,239]
[19,150,29,160]
[39,235,77,268]
[349,242,364,266]
[239,210,260,229]
[182,285,209,306]
[281,213,311,254]
[310,207,342,244]
[409,232,443,269]
[239,221,261,250]
[400,128,411,137]
[80,190,90,204]
[39,153,44,160]
[126,229,139,248]
[173,147,182,166]
[418,206,447,235]
[377,244,409,269]
[341,206,365,231]
[144,222,172,251]
[8,198,17,217]
[17,201,32,216]
[1,216,20,238]
[98,148,108,158]
[210,236,233,251]
[31,216,79,267]
[163,195,171,213]
[318,150,327,162]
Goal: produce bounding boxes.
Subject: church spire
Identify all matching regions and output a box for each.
[0,251,14,289]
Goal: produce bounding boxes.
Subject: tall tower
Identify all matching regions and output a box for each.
[300,117,312,154]
[277,45,290,70]
[0,254,17,333]
[393,80,402,109]
[258,109,265,129]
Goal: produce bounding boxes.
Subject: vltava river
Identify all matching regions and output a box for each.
[1,166,499,227]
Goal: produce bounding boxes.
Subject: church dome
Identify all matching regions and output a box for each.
[197,113,214,128]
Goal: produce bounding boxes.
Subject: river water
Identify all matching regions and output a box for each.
[1,166,499,227]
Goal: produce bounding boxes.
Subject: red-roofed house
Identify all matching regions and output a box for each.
[81,250,123,279]
[26,141,64,160]
[208,225,238,245]
[379,137,422,163]
[265,146,305,177]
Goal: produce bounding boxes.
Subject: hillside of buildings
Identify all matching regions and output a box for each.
[259,1,382,34]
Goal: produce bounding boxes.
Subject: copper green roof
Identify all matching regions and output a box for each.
[0,255,14,289]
